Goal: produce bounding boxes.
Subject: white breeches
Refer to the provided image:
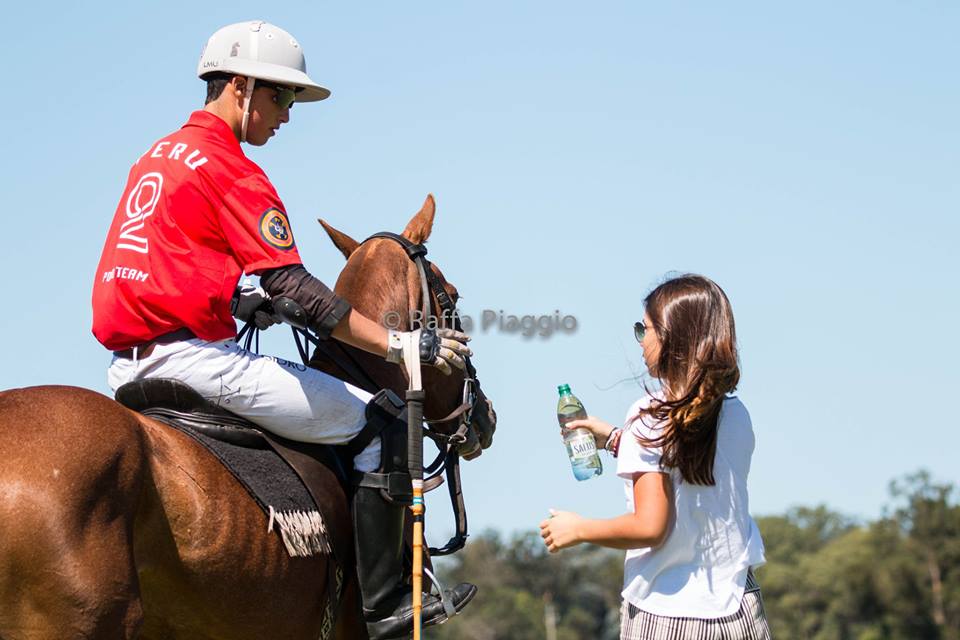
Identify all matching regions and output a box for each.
[107,338,381,473]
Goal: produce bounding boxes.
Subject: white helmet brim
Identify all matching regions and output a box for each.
[208,58,330,102]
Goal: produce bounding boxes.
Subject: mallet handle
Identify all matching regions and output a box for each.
[407,389,426,639]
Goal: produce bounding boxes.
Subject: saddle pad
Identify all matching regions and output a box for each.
[158,417,344,559]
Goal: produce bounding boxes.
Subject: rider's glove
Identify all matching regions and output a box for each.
[419,327,472,375]
[387,327,472,375]
[231,284,279,331]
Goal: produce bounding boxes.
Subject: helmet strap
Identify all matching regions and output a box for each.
[240,77,255,143]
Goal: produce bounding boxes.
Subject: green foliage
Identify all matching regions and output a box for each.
[430,529,622,640]
[430,471,960,640]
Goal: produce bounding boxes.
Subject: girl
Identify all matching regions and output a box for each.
[540,274,770,639]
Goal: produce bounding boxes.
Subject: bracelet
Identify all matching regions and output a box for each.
[605,428,623,457]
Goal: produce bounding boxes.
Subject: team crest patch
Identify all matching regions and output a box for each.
[259,208,295,250]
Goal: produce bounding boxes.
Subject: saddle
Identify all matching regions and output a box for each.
[117,377,275,448]
[115,377,354,564]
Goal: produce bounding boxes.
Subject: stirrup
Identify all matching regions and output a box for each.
[422,566,457,622]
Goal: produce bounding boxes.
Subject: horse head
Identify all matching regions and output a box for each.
[315,194,496,458]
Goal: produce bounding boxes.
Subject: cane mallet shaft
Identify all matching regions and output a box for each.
[407,389,426,639]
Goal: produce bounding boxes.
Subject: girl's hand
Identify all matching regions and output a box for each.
[563,416,615,448]
[539,509,584,553]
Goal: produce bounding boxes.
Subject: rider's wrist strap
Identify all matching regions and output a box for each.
[386,329,404,363]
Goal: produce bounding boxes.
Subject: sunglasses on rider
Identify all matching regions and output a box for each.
[634,321,646,343]
[257,81,297,110]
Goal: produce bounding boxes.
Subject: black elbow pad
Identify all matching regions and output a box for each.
[260,265,351,339]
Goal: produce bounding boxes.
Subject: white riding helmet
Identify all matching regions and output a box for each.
[197,21,330,102]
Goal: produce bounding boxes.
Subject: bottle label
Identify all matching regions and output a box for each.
[568,432,597,460]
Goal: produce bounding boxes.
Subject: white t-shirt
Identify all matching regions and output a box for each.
[616,393,766,618]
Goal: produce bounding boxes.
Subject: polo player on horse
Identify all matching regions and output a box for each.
[91,20,476,639]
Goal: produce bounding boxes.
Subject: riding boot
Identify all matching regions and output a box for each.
[353,484,476,640]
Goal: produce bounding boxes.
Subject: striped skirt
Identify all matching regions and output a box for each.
[620,570,771,640]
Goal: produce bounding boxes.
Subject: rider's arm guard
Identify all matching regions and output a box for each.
[260,264,351,340]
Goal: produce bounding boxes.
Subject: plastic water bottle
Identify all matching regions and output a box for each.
[557,384,602,481]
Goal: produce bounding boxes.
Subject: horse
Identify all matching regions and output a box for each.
[0,195,497,640]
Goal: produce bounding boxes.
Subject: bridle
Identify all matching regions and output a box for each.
[364,232,480,449]
[251,231,483,556]
[352,232,481,555]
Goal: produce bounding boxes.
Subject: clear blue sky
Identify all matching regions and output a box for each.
[2,2,958,542]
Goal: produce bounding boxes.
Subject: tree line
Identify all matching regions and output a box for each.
[431,471,960,640]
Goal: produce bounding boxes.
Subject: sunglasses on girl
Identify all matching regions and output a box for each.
[634,321,646,343]
[257,82,297,110]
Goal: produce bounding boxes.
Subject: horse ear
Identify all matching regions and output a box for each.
[318,219,360,260]
[401,194,436,245]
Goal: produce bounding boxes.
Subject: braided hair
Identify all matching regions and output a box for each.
[638,275,740,486]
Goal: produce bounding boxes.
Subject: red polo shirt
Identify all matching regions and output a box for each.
[92,111,303,351]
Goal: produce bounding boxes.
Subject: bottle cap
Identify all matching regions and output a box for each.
[557,384,571,395]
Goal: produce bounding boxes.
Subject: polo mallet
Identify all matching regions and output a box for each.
[401,332,426,639]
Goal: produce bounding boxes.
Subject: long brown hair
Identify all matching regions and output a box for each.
[638,274,740,485]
